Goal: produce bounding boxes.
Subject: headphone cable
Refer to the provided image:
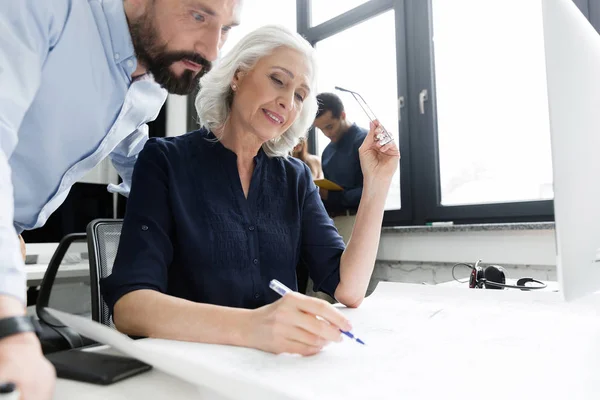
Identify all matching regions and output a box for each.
[451,262,474,284]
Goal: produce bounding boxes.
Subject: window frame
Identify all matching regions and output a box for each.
[187,0,600,226]
[300,0,412,224]
[403,0,555,225]
[301,0,559,226]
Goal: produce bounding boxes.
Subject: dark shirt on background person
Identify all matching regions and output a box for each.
[321,123,367,215]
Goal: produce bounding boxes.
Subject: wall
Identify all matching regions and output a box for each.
[372,222,557,287]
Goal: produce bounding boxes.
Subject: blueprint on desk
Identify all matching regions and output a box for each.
[49,282,600,400]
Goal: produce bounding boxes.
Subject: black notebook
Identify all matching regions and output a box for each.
[45,348,152,385]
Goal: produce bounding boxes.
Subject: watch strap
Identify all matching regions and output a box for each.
[0,316,37,341]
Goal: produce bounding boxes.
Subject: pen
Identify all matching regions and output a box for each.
[269,279,365,345]
[0,383,19,400]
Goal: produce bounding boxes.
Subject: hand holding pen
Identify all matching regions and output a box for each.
[269,280,365,345]
[243,279,364,357]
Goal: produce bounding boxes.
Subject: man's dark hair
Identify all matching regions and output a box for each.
[316,92,345,119]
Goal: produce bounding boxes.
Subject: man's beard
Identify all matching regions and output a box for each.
[128,13,212,95]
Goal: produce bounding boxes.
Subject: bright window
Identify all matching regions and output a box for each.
[432,0,553,206]
[220,0,297,55]
[314,10,401,210]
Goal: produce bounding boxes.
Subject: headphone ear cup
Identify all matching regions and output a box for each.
[468,267,477,288]
[484,265,506,289]
[469,266,486,288]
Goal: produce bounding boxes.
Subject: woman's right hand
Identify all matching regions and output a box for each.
[247,292,352,356]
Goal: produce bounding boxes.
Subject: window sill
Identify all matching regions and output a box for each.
[382,221,554,234]
[377,222,557,266]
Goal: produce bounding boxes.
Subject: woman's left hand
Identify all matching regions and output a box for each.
[359,120,401,183]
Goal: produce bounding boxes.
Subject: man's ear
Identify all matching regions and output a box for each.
[123,0,147,19]
[340,111,346,120]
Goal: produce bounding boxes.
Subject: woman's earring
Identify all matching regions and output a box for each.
[231,84,237,91]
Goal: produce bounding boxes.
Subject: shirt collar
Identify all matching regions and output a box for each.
[103,0,137,70]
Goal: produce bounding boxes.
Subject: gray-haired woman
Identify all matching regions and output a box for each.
[101,25,400,356]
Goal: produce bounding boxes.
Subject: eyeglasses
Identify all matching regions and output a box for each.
[335,86,394,145]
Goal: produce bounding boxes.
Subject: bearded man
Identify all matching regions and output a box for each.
[0,1,242,398]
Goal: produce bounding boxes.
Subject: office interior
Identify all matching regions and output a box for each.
[27,0,596,297]
[20,0,600,398]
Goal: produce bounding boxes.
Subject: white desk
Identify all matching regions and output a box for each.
[51,282,600,400]
[26,262,90,287]
[55,372,219,400]
[53,346,262,400]
[24,242,89,286]
[54,352,223,400]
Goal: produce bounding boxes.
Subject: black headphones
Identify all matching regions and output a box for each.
[454,260,547,291]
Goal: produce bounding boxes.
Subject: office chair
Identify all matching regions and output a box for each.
[86,219,123,328]
[36,233,96,353]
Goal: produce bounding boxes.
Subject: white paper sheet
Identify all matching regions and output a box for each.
[49,282,600,400]
[47,309,299,400]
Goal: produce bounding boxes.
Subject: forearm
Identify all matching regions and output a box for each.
[0,295,25,319]
[113,289,253,347]
[336,179,390,307]
[0,295,39,348]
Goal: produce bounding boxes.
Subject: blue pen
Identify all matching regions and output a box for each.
[269,279,365,345]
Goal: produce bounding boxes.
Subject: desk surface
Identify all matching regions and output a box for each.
[55,362,223,400]
[55,367,203,400]
[53,346,228,400]
[25,263,89,286]
[51,282,600,400]
[24,242,88,286]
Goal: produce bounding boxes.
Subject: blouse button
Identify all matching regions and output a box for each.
[141,225,148,231]
[253,259,258,265]
[248,226,255,231]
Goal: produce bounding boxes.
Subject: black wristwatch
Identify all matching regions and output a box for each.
[0,316,39,341]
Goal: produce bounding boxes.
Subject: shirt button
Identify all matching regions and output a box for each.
[253,259,258,264]
[114,53,120,60]
[141,225,148,231]
[127,59,134,68]
[254,293,260,299]
[248,226,255,231]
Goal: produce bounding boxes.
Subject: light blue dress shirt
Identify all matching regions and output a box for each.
[0,0,168,304]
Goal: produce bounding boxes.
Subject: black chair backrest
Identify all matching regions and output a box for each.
[36,233,91,353]
[87,219,123,328]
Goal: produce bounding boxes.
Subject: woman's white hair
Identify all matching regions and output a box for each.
[195,25,318,158]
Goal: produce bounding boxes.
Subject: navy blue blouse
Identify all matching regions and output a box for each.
[101,129,346,314]
[321,123,367,211]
